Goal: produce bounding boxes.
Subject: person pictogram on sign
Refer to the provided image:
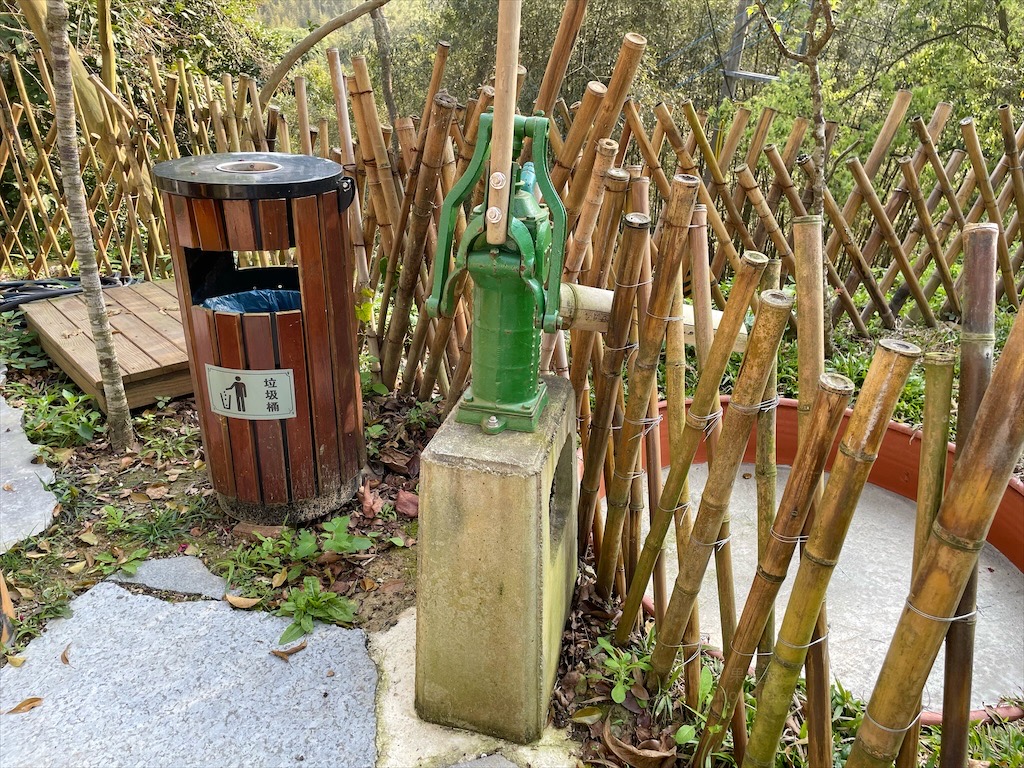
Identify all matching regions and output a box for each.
[224,376,247,412]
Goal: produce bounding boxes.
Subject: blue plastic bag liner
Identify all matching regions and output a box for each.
[200,289,302,313]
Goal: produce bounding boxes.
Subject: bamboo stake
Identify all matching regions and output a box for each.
[710,106,751,204]
[754,258,781,689]
[845,312,1024,768]
[649,290,794,679]
[734,164,796,275]
[563,34,646,225]
[742,339,922,768]
[960,117,1020,308]
[796,154,896,329]
[938,223,998,767]
[898,156,962,315]
[577,213,650,555]
[614,252,768,646]
[847,157,937,325]
[729,107,776,226]
[754,118,808,249]
[549,81,607,193]
[690,372,854,768]
[998,104,1024,227]
[519,0,587,162]
[456,86,494,182]
[595,177,700,596]
[894,350,955,768]
[569,167,631,420]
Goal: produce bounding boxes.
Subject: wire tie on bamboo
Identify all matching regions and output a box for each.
[646,307,686,322]
[776,627,831,650]
[769,528,810,545]
[728,394,781,415]
[615,274,654,289]
[613,467,646,482]
[904,599,979,623]
[689,532,732,551]
[604,340,639,354]
[687,408,723,438]
[624,413,663,440]
[863,709,923,735]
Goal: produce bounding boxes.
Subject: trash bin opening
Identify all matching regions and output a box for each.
[200,289,302,313]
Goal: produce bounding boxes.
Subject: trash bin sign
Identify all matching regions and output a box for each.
[154,153,364,524]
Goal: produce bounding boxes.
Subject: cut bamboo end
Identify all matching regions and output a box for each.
[792,214,822,224]
[877,338,923,359]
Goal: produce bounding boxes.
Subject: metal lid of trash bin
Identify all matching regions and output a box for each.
[153,152,354,201]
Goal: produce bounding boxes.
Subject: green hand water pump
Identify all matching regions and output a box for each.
[427,112,566,434]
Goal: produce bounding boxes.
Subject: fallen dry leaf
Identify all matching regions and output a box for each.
[570,705,604,725]
[326,669,335,677]
[145,484,170,500]
[60,644,71,665]
[270,640,307,661]
[77,531,99,546]
[5,656,26,667]
[15,586,34,600]
[5,697,42,714]
[395,490,419,518]
[130,492,151,504]
[66,562,87,575]
[224,594,261,609]
[357,482,384,518]
[2,483,13,492]
[361,577,378,592]
[602,720,676,768]
[271,569,288,588]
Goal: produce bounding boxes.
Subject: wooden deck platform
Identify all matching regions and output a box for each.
[23,280,192,412]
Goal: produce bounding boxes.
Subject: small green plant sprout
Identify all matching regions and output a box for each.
[217,527,320,596]
[593,635,652,705]
[94,548,149,576]
[320,515,374,555]
[20,388,104,447]
[276,576,357,644]
[0,311,49,370]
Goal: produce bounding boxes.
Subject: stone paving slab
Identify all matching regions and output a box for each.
[0,582,377,768]
[0,394,56,553]
[453,756,519,767]
[108,555,227,599]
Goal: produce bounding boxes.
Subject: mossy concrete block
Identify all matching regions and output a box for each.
[416,376,577,744]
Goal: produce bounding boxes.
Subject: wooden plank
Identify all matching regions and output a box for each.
[51,294,157,383]
[213,310,261,503]
[242,313,289,506]
[319,189,364,479]
[122,371,192,409]
[222,199,259,251]
[23,299,104,405]
[191,306,236,499]
[111,283,187,355]
[276,310,316,500]
[293,194,341,496]
[190,198,227,251]
[101,290,184,373]
[166,192,197,249]
[258,198,291,251]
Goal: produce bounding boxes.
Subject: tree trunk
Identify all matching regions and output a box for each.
[46,0,135,452]
[370,7,399,131]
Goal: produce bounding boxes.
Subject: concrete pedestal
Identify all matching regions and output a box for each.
[415,376,577,744]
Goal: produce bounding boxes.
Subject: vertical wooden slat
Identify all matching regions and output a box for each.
[293,194,342,495]
[276,310,316,500]
[319,189,364,478]
[222,199,259,251]
[242,313,289,506]
[258,198,292,251]
[190,198,227,251]
[190,305,235,499]
[214,310,261,503]
[167,193,197,249]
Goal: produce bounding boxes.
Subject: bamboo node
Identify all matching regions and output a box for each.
[863,708,923,734]
[905,599,978,624]
[728,395,781,415]
[960,331,996,343]
[838,443,878,463]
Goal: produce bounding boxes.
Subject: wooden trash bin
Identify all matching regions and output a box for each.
[154,153,364,523]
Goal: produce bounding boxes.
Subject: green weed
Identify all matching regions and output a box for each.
[276,576,356,644]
